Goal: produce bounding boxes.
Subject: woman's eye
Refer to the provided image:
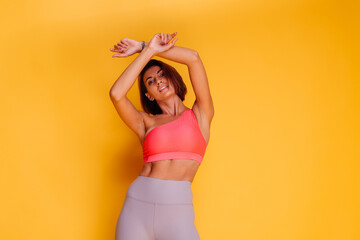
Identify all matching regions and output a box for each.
[148,80,153,85]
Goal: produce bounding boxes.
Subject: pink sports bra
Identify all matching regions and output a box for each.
[142,109,207,165]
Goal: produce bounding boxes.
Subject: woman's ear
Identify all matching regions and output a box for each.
[145,93,155,101]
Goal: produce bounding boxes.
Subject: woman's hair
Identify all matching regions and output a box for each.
[138,59,187,115]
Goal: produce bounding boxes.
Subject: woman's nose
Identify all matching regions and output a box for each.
[156,79,163,85]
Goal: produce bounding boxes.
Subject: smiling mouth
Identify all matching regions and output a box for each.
[159,86,168,92]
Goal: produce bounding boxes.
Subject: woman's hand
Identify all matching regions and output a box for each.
[110,38,142,58]
[148,32,178,55]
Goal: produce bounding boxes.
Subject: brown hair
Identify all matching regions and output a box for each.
[138,59,187,115]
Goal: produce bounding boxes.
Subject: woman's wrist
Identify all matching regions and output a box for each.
[137,41,149,53]
[141,45,157,57]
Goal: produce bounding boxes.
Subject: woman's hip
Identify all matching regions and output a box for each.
[126,175,193,205]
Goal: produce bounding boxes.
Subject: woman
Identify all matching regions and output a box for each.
[109,32,214,240]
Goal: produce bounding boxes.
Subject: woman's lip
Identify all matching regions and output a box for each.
[159,86,168,92]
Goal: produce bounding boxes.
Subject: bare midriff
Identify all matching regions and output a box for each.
[139,159,200,183]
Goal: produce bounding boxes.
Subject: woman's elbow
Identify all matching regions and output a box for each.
[192,50,200,62]
[109,89,124,101]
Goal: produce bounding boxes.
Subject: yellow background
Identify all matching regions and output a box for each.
[1,0,359,239]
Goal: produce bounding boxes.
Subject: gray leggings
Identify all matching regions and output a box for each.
[115,176,200,240]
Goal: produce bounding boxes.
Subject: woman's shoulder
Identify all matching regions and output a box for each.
[139,111,161,127]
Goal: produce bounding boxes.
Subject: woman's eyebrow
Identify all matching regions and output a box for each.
[146,69,162,82]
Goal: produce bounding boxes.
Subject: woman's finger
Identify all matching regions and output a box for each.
[110,47,120,52]
[117,43,124,48]
[118,42,127,48]
[167,35,175,44]
[171,38,178,46]
[162,37,177,51]
[120,40,129,46]
[112,52,127,58]
[168,38,177,48]
[115,42,127,50]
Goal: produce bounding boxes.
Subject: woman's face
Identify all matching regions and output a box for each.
[143,65,174,101]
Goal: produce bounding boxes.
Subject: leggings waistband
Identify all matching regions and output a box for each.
[126,176,193,205]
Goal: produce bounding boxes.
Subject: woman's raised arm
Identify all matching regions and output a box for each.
[109,33,177,139]
[110,33,214,126]
[111,33,197,65]
[110,33,178,99]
